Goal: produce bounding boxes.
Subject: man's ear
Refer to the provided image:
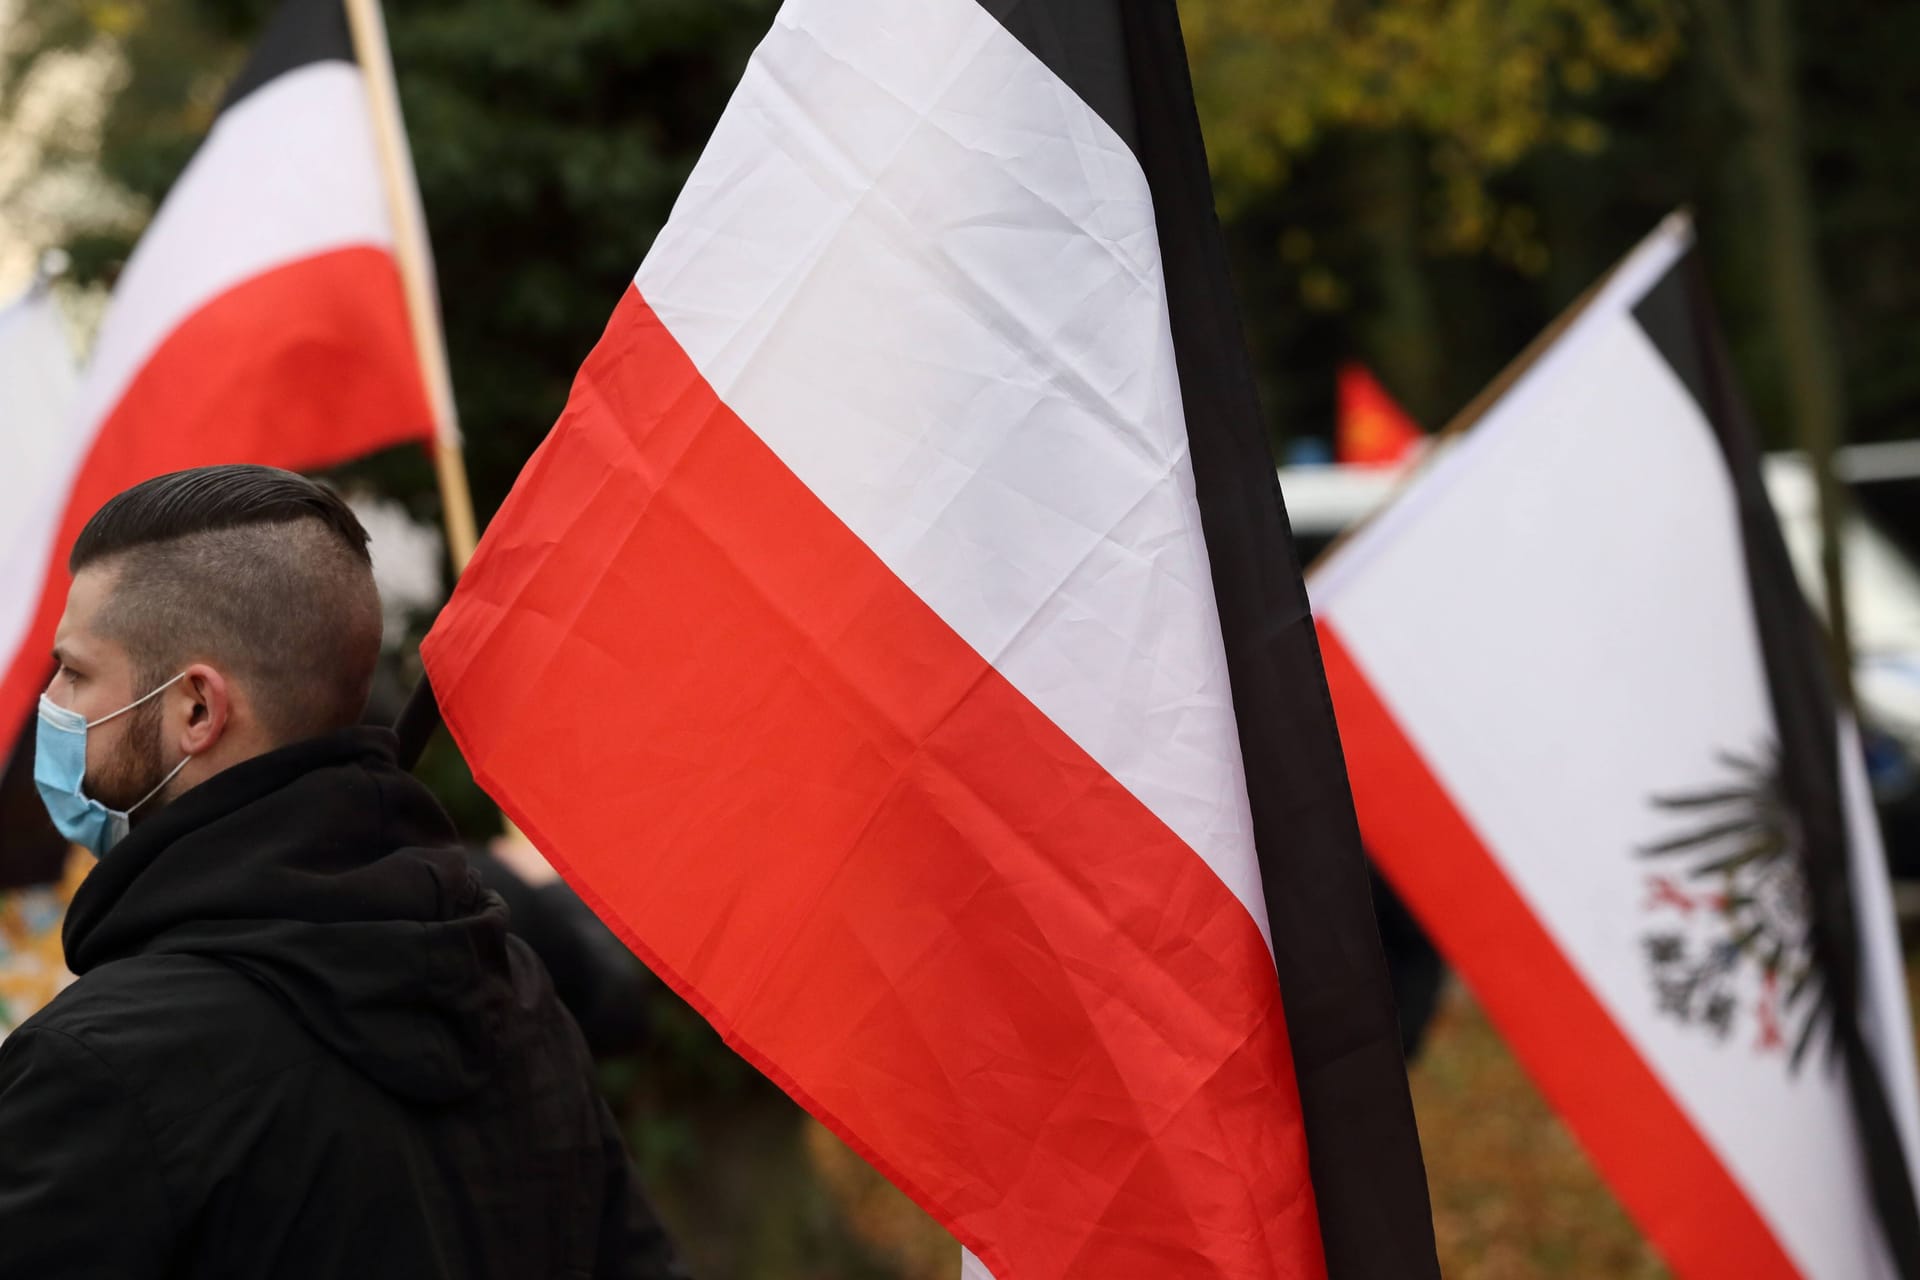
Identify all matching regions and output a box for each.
[176,664,231,759]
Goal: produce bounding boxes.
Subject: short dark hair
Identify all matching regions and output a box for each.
[71,465,383,743]
[73,465,373,569]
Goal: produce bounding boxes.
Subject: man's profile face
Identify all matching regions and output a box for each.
[46,563,167,812]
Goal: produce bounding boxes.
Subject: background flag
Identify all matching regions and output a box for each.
[0,0,438,750]
[0,279,79,889]
[422,1,1437,1276]
[1334,363,1423,468]
[1313,213,1920,1280]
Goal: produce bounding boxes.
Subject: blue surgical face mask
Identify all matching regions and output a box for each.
[35,672,191,856]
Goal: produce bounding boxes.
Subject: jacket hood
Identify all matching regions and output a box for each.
[63,727,510,1103]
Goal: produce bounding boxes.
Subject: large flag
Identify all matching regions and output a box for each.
[0,0,438,746]
[422,2,1436,1276]
[1313,213,1920,1279]
[1334,363,1423,468]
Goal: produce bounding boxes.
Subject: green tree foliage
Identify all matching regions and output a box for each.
[1185,0,1681,263]
[1181,0,1917,466]
[1181,0,1685,430]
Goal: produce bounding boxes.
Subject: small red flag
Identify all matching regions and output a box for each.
[1335,362,1424,466]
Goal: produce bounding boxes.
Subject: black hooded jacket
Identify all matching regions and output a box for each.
[0,728,685,1279]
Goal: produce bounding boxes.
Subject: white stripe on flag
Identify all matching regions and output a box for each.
[79,61,392,438]
[0,288,79,704]
[635,0,1272,948]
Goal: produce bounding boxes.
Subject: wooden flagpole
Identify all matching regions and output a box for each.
[341,0,478,574]
[342,0,531,849]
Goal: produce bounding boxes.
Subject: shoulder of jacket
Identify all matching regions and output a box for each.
[26,952,257,1038]
[18,955,327,1115]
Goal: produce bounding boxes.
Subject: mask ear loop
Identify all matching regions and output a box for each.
[91,670,195,817]
[85,670,189,730]
[126,752,193,817]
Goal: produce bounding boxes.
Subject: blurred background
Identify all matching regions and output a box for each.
[4,1,1916,1274]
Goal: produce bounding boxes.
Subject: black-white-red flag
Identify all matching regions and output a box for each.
[422,2,1437,1276]
[1317,214,1920,1280]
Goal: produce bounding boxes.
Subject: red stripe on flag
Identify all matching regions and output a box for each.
[1317,621,1803,1280]
[425,287,1328,1280]
[0,245,432,744]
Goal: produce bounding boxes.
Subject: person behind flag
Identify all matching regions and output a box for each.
[0,466,686,1279]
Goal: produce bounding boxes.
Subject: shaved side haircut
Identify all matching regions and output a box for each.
[71,465,383,743]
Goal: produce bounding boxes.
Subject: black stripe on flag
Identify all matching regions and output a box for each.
[1635,257,1920,1277]
[219,0,357,114]
[967,1,1441,1273]
[975,0,1136,153]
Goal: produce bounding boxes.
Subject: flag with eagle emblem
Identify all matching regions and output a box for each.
[1314,213,1920,1280]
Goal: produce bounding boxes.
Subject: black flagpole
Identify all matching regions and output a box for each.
[393,673,443,773]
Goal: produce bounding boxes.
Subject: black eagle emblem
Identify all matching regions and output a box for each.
[1639,744,1830,1072]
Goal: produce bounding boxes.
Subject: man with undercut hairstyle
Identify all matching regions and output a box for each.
[0,466,686,1279]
